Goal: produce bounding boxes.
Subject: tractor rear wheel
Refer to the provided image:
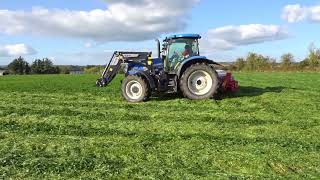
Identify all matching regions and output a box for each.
[121,75,151,102]
[180,63,218,100]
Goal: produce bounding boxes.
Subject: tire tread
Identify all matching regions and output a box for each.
[179,63,218,100]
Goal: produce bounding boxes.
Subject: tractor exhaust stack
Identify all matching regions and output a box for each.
[155,39,161,58]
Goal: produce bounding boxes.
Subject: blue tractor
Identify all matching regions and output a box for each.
[96,34,238,102]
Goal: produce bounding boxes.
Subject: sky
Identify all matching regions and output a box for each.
[0,0,320,65]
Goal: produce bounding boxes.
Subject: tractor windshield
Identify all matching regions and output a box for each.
[167,38,199,71]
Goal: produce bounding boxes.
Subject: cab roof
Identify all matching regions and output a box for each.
[165,34,201,40]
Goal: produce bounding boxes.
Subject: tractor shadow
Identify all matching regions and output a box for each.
[150,93,184,101]
[216,86,285,100]
[151,86,285,101]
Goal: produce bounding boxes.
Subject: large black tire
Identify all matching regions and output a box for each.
[121,75,151,102]
[179,63,219,100]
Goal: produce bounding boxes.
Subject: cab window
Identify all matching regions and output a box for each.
[167,38,199,71]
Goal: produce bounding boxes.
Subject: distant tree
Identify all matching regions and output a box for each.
[245,53,272,71]
[43,58,55,74]
[31,58,59,74]
[268,57,277,69]
[7,56,30,75]
[233,53,277,71]
[59,66,70,74]
[299,59,309,69]
[235,57,246,71]
[281,53,295,68]
[31,59,44,74]
[262,56,276,70]
[245,53,258,71]
[306,44,320,67]
[55,66,61,74]
[25,63,31,74]
[84,66,102,74]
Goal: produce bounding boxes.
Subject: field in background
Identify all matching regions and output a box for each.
[0,73,319,179]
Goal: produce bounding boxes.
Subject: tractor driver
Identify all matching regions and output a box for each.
[169,44,193,71]
[182,44,192,58]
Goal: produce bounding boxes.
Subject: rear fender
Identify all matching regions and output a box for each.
[176,56,222,78]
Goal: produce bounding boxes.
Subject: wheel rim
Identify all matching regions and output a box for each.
[187,70,213,96]
[126,80,143,100]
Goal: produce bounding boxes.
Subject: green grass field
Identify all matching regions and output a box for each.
[0,72,319,179]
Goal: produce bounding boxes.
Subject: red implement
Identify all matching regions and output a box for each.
[222,73,239,93]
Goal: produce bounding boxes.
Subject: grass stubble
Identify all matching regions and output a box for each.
[0,72,319,179]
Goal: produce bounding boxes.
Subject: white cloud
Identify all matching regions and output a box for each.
[282,4,320,23]
[84,43,93,48]
[282,4,307,23]
[310,5,320,22]
[0,43,37,57]
[0,0,199,42]
[201,24,289,51]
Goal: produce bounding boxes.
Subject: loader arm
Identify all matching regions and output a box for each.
[96,52,123,87]
[96,51,151,87]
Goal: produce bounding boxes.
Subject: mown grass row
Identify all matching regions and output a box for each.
[0,73,319,179]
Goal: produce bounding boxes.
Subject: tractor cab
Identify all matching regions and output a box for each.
[161,34,201,72]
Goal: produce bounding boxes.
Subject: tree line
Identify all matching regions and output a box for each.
[4,44,320,75]
[7,57,60,75]
[5,57,104,75]
[232,44,320,71]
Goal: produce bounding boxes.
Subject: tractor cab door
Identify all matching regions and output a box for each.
[166,38,199,72]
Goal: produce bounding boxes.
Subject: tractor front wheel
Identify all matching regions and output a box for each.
[121,75,151,102]
[180,63,218,100]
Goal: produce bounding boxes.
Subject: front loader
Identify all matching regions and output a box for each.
[96,34,238,102]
